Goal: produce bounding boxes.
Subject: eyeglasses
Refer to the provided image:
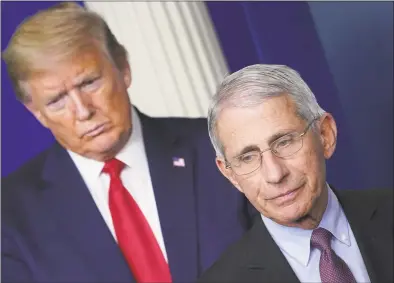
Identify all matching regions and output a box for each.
[225,118,319,175]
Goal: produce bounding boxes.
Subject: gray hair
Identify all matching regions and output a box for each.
[208,64,326,157]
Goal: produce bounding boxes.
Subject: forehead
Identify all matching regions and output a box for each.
[24,46,110,96]
[216,95,303,156]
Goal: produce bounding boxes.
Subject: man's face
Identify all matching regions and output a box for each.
[216,95,337,227]
[24,45,132,161]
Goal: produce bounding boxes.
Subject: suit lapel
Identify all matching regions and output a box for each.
[240,216,300,282]
[140,113,199,281]
[41,143,134,282]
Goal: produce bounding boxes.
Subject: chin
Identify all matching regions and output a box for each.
[275,213,301,225]
[90,131,123,154]
[275,203,309,224]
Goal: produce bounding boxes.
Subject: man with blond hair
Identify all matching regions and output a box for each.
[198,64,393,282]
[1,3,255,283]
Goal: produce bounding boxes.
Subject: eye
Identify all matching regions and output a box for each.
[239,152,259,164]
[80,77,101,92]
[275,135,295,149]
[47,94,67,111]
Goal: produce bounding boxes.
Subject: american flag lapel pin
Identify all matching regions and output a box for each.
[172,157,185,167]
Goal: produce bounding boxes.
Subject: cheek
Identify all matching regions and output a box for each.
[239,175,273,216]
[44,111,75,133]
[96,85,130,119]
[293,147,325,203]
[44,113,83,148]
[237,173,266,203]
[293,138,322,177]
[304,147,324,184]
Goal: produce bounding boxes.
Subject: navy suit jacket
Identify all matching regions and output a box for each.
[2,110,255,283]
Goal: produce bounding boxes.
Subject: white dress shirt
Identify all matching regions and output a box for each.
[68,108,168,261]
[261,185,371,283]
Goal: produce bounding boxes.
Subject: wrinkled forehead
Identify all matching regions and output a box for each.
[22,39,108,77]
[20,47,108,99]
[216,95,304,158]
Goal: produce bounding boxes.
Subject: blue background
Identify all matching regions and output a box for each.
[2,1,393,190]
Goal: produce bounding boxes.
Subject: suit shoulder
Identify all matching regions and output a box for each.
[157,116,207,133]
[339,188,393,227]
[2,145,57,229]
[366,188,393,217]
[198,227,256,282]
[137,109,209,138]
[340,188,393,205]
[371,188,393,199]
[2,146,51,192]
[147,116,210,143]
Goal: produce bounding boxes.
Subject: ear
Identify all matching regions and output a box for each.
[318,113,337,159]
[216,156,244,193]
[25,101,49,128]
[121,60,132,88]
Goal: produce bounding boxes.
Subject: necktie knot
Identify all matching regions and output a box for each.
[103,158,125,178]
[311,227,333,251]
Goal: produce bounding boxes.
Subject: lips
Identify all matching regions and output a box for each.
[269,185,304,206]
[275,187,300,199]
[83,123,107,137]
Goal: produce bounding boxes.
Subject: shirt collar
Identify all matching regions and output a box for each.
[319,185,350,247]
[67,107,145,180]
[261,184,350,267]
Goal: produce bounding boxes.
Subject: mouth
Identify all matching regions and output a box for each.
[270,185,303,205]
[83,123,108,138]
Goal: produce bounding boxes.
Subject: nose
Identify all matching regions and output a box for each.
[70,90,94,121]
[260,151,288,184]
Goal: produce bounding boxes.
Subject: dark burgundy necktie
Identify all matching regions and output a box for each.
[311,227,356,283]
[103,158,172,283]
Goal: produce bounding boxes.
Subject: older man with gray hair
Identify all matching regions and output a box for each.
[198,64,392,283]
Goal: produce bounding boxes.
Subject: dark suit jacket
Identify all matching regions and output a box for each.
[198,188,393,283]
[2,110,257,283]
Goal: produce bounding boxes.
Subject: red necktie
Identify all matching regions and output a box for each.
[103,158,172,283]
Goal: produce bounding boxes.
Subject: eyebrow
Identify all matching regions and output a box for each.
[267,129,293,145]
[76,73,101,87]
[231,145,261,160]
[232,129,293,159]
[44,72,101,105]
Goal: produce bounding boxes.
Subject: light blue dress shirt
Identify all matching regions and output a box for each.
[261,185,371,283]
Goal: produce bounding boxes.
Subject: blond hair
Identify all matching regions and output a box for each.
[2,2,128,102]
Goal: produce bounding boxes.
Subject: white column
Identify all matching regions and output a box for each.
[85,1,229,117]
